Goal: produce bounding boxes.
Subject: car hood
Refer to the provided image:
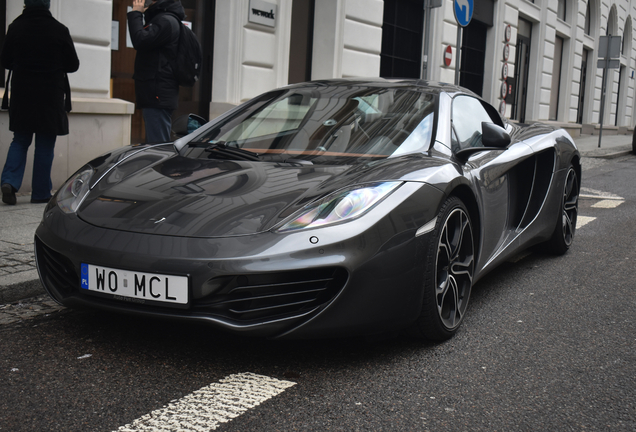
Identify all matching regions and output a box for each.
[77,148,446,237]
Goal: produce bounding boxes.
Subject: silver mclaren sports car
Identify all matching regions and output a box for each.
[35,79,580,340]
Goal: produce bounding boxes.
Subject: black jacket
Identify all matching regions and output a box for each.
[1,8,79,135]
[127,0,185,110]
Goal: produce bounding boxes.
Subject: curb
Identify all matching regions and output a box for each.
[580,145,633,159]
[584,150,633,159]
[0,276,46,304]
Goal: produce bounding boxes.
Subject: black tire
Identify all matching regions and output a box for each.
[544,165,579,255]
[413,196,475,341]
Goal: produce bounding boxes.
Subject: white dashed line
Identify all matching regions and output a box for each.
[115,372,296,432]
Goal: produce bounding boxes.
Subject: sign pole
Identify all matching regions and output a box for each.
[422,0,431,79]
[421,0,442,80]
[596,34,621,148]
[455,25,462,85]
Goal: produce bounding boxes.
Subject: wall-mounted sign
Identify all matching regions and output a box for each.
[505,77,516,105]
[503,44,509,62]
[444,45,453,67]
[499,101,506,116]
[505,24,512,42]
[249,0,277,28]
[502,63,509,80]
[501,82,507,99]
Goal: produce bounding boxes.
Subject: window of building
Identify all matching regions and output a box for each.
[584,2,591,35]
[549,36,564,120]
[380,0,424,79]
[557,0,566,21]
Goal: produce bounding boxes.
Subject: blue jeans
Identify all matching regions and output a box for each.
[143,108,173,143]
[1,132,56,200]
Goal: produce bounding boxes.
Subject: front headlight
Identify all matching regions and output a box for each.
[56,165,94,214]
[276,182,402,232]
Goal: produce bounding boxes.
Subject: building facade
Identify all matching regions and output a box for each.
[1,0,635,192]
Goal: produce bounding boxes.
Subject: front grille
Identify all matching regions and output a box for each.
[194,267,348,323]
[35,237,78,295]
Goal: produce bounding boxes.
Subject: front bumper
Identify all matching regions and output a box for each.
[35,182,442,338]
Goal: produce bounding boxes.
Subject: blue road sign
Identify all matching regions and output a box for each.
[454,0,474,27]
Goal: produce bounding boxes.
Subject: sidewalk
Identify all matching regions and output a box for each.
[0,133,633,305]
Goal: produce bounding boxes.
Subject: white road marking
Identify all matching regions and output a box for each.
[592,199,624,209]
[577,216,596,229]
[115,372,296,432]
[580,187,622,199]
[580,194,624,200]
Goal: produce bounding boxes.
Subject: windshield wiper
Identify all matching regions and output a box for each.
[202,141,260,161]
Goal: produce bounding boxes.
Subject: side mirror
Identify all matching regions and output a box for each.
[481,122,511,148]
[454,122,511,161]
[172,113,208,138]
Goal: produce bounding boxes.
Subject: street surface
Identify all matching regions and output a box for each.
[1,153,635,431]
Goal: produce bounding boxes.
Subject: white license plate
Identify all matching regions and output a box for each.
[80,263,188,305]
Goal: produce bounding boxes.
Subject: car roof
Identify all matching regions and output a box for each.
[281,77,476,97]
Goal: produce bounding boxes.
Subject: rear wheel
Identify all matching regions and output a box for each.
[414,197,475,341]
[544,165,579,255]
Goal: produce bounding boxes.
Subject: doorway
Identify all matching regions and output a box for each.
[110,0,214,144]
[512,19,532,123]
[577,48,589,124]
[288,0,314,84]
[459,20,487,96]
[380,0,424,79]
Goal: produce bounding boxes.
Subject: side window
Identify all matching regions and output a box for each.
[451,96,497,150]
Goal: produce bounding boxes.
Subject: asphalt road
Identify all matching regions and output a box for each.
[1,154,635,432]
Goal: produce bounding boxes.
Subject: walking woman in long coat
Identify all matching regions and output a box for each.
[1,0,80,205]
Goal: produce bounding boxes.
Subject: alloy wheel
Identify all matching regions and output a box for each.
[435,207,475,331]
[561,167,579,247]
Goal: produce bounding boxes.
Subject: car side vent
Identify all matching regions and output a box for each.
[35,237,78,295]
[195,267,348,323]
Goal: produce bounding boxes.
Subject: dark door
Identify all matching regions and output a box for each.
[577,48,588,124]
[459,20,487,96]
[0,0,5,87]
[615,65,623,126]
[288,0,314,84]
[380,0,424,79]
[111,0,214,144]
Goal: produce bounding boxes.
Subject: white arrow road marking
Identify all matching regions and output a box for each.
[577,216,596,229]
[591,199,624,209]
[115,372,296,432]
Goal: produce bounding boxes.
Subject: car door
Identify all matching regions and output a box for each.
[451,95,534,274]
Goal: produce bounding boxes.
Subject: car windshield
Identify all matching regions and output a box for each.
[185,85,436,163]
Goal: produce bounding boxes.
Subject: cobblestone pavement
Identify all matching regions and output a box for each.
[0,295,65,326]
[0,242,35,278]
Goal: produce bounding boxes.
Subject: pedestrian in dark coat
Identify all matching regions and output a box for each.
[0,0,80,205]
[127,0,184,143]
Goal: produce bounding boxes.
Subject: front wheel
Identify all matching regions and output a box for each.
[413,197,475,341]
[544,165,579,255]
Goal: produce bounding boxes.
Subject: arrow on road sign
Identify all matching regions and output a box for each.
[454,0,474,27]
